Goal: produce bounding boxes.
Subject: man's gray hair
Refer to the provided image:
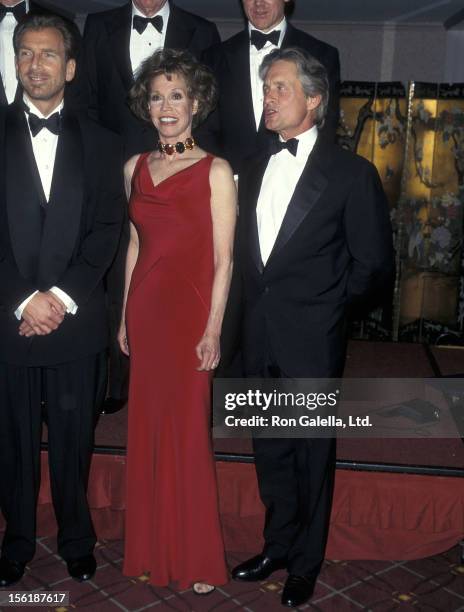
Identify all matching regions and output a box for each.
[259,47,329,128]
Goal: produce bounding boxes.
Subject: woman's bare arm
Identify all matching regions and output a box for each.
[196,156,237,371]
[118,155,141,356]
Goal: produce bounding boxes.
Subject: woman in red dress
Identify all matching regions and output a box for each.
[118,49,236,594]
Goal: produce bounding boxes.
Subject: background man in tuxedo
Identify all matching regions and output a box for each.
[79,0,220,415]
[0,13,124,587]
[0,0,28,105]
[227,48,393,607]
[200,0,340,174]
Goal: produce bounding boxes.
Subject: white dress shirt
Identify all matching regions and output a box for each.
[14,96,78,320]
[256,126,318,265]
[249,17,286,130]
[0,0,29,103]
[26,97,62,202]
[130,0,170,77]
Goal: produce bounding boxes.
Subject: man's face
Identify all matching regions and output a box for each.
[132,0,167,17]
[16,27,76,112]
[242,0,290,32]
[263,59,320,139]
[1,1,22,6]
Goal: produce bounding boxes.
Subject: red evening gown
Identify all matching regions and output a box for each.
[123,152,228,588]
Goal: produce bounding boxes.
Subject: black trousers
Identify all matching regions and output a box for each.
[107,297,129,401]
[249,353,336,577]
[0,352,106,562]
[105,215,129,402]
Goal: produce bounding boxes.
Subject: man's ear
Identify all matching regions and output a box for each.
[65,58,76,83]
[306,94,322,113]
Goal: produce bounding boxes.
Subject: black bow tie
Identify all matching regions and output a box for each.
[250,29,280,50]
[0,1,26,22]
[28,111,61,137]
[270,137,299,157]
[133,14,163,35]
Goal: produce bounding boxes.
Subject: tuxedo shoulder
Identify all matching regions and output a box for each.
[329,144,379,176]
[171,5,218,31]
[220,29,248,52]
[29,1,70,17]
[204,30,246,65]
[288,26,339,59]
[84,4,128,29]
[78,115,122,146]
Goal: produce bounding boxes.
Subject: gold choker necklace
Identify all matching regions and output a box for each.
[157,137,195,156]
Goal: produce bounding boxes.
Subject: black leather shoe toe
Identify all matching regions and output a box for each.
[100,397,126,415]
[281,574,317,607]
[66,554,96,582]
[0,557,26,587]
[232,553,286,582]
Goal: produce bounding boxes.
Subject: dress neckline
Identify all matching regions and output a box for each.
[145,153,211,190]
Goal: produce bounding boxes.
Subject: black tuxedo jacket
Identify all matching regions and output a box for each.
[79,1,220,158]
[225,139,394,377]
[200,24,340,174]
[0,103,125,366]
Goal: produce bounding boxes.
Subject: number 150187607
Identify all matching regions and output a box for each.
[3,591,69,606]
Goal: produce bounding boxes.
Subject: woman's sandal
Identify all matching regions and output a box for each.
[193,582,216,596]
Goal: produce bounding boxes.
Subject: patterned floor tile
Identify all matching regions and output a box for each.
[0,542,463,611]
[318,559,383,591]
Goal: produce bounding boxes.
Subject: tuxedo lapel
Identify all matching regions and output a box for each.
[37,112,83,289]
[226,31,256,133]
[108,3,134,91]
[165,5,195,50]
[0,78,23,107]
[244,155,269,274]
[281,23,299,49]
[267,139,329,265]
[5,104,44,281]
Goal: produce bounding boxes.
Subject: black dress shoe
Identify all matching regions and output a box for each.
[281,574,317,607]
[232,553,286,582]
[100,397,126,415]
[0,558,26,587]
[66,554,96,582]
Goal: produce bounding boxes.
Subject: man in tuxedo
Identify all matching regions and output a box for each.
[0,13,124,586]
[79,0,220,415]
[200,0,340,174]
[227,48,393,607]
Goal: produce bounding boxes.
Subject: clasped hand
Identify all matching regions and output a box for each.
[19,291,66,337]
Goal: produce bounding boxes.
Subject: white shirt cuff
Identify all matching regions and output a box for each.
[14,290,38,320]
[50,286,78,315]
